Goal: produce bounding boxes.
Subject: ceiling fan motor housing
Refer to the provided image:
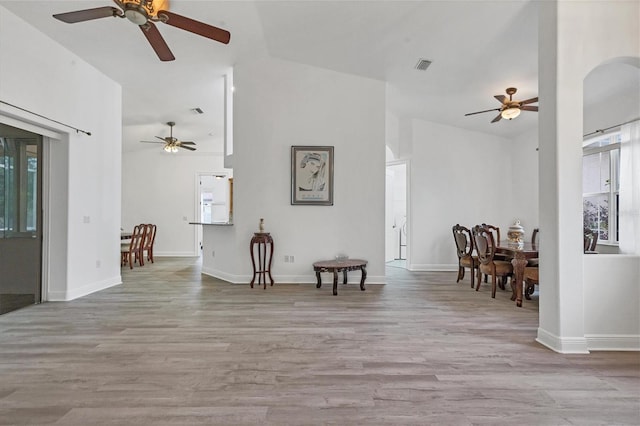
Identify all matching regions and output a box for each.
[123,3,149,25]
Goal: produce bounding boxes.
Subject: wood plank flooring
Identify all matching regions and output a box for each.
[0,257,638,425]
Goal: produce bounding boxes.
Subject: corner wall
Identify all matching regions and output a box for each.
[122,151,230,256]
[203,55,386,283]
[398,118,522,271]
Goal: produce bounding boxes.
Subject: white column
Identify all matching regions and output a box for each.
[537,1,589,353]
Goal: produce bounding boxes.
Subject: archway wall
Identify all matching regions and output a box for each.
[537,1,639,353]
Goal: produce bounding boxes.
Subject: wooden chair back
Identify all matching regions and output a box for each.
[141,223,157,263]
[121,224,145,269]
[452,224,473,260]
[482,223,501,245]
[129,224,144,253]
[531,228,539,245]
[473,225,496,266]
[142,224,156,250]
[584,227,598,253]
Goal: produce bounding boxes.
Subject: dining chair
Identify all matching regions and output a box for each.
[452,224,479,289]
[528,228,540,266]
[584,227,599,254]
[472,225,513,298]
[481,223,508,286]
[121,224,144,269]
[140,224,157,263]
[532,228,539,245]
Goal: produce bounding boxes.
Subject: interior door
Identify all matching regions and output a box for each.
[0,123,43,315]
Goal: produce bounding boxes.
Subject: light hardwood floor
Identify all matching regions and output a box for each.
[0,257,638,425]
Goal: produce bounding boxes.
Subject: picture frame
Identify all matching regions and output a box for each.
[291,145,334,205]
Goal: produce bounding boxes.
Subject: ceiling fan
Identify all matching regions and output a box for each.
[140,122,196,152]
[52,0,230,61]
[465,87,538,123]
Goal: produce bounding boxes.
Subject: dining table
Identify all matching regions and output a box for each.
[496,240,538,307]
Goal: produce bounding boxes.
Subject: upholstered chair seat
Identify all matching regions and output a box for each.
[479,260,513,277]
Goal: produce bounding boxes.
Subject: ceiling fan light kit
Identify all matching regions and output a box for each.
[52,0,230,62]
[501,107,521,120]
[465,87,538,123]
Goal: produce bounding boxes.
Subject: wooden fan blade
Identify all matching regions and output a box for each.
[158,10,231,44]
[155,136,167,141]
[179,142,196,145]
[178,145,196,151]
[464,108,501,117]
[53,6,121,23]
[494,95,507,104]
[491,113,503,123]
[521,105,538,112]
[140,23,175,61]
[140,141,166,144]
[520,97,539,105]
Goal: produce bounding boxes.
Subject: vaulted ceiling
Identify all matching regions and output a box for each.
[2,1,626,155]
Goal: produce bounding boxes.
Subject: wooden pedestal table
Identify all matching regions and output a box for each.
[496,241,539,307]
[313,259,368,296]
[250,232,274,289]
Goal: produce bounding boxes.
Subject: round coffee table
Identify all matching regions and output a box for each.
[312,259,367,296]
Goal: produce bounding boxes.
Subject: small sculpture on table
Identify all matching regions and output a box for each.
[507,220,525,248]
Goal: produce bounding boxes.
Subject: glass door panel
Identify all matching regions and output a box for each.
[0,123,42,314]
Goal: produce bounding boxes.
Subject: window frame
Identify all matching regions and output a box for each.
[582,132,621,245]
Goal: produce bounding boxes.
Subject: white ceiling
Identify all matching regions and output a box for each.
[0,0,589,153]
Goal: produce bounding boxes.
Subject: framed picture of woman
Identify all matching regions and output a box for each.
[291,146,334,205]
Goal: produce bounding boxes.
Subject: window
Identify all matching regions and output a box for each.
[0,133,41,238]
[582,132,621,244]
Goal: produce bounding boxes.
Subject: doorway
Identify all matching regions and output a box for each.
[385,161,408,269]
[195,172,229,254]
[0,123,43,314]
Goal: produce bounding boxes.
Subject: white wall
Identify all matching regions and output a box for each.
[202,55,387,284]
[122,151,230,256]
[509,128,539,232]
[404,118,518,270]
[0,6,122,300]
[584,254,640,350]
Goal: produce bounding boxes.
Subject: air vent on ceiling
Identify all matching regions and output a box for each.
[192,107,204,114]
[414,58,432,71]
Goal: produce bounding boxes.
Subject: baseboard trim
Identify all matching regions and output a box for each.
[408,264,457,272]
[48,276,122,302]
[536,327,590,354]
[201,267,245,284]
[201,268,385,285]
[585,334,640,351]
